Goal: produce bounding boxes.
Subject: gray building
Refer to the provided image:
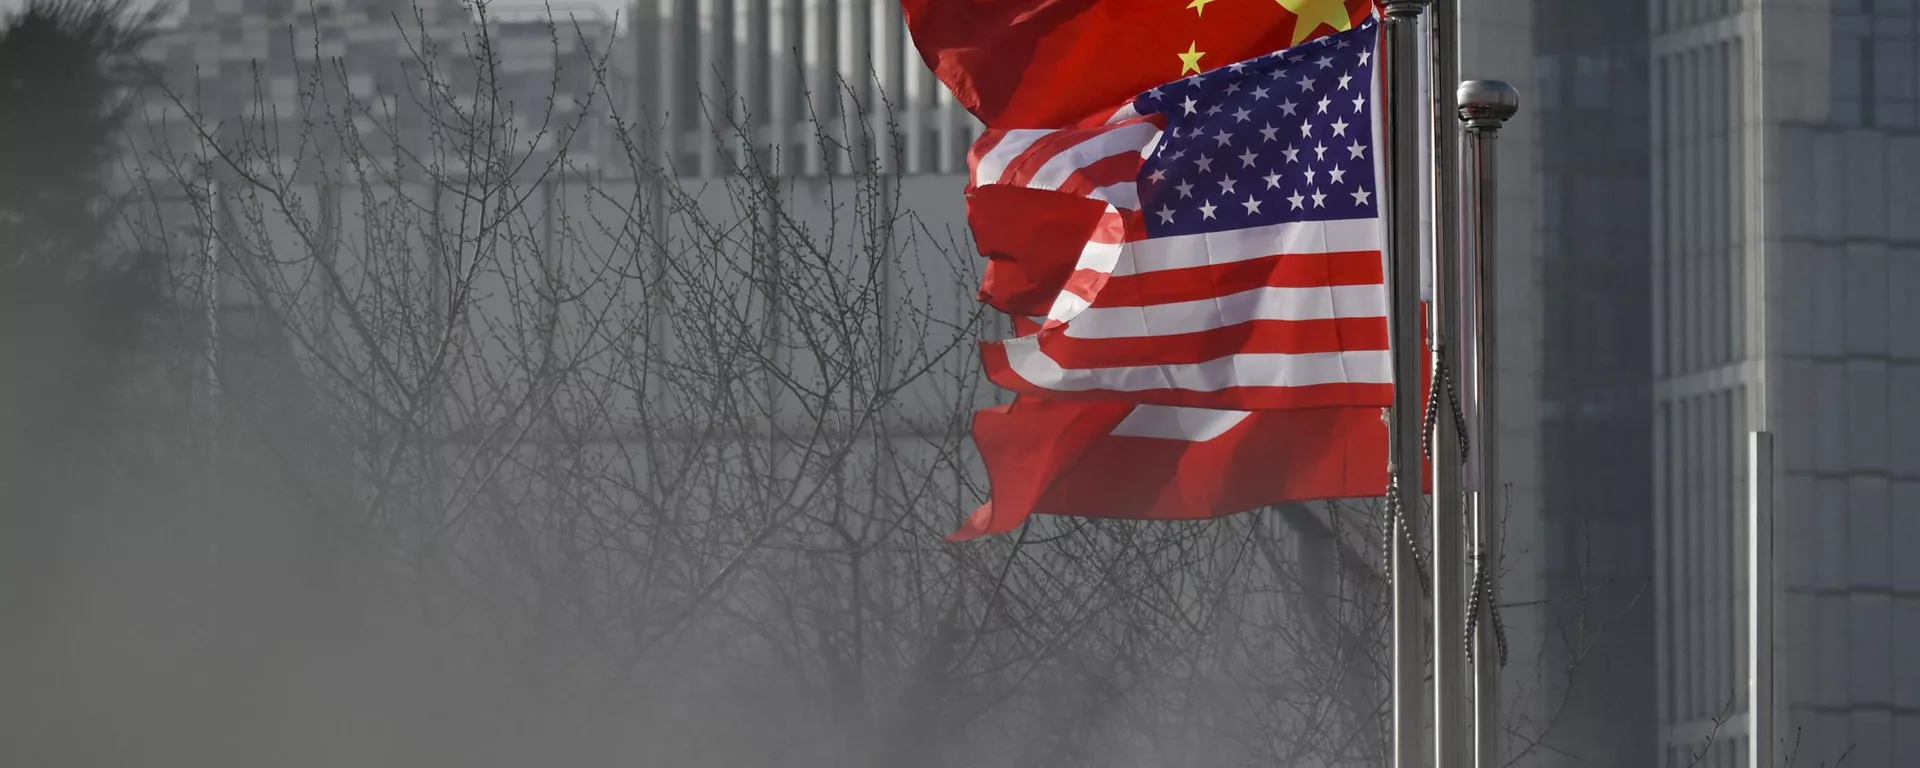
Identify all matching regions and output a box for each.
[138,0,626,173]
[1532,1,1658,766]
[1653,0,1920,766]
[627,0,980,178]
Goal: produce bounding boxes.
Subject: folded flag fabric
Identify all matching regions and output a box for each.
[901,0,1375,129]
[950,312,1429,540]
[968,19,1392,413]
[969,184,1112,318]
[951,399,1390,541]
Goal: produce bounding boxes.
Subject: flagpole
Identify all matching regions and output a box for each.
[1382,4,1432,768]
[1458,78,1519,768]
[1427,2,1468,767]
[1748,431,1777,768]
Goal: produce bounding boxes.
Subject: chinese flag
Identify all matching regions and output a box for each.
[901,0,1375,128]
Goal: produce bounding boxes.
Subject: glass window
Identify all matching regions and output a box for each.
[1834,10,1872,124]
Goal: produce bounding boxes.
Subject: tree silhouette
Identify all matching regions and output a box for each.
[1,7,174,743]
[0,0,166,266]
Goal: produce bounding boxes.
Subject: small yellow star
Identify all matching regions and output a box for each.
[1186,0,1217,16]
[1276,0,1354,46]
[1177,41,1206,75]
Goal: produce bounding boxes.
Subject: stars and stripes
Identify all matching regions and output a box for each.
[966,19,1389,411]
[904,0,1404,539]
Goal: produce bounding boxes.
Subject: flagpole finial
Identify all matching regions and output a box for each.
[1456,80,1519,131]
[1380,0,1430,18]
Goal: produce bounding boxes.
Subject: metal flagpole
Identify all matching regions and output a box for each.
[1458,78,1518,768]
[1749,431,1777,768]
[1382,4,1432,767]
[1426,2,1468,767]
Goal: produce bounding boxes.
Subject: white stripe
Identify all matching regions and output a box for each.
[1063,283,1387,339]
[1111,217,1382,276]
[1001,337,1394,393]
[1044,216,1126,324]
[1110,405,1251,441]
[1026,123,1161,191]
[1045,292,1091,321]
[972,129,1049,186]
[1075,230,1125,274]
[1086,182,1140,209]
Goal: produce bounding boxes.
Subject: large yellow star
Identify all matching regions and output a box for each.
[1186,0,1217,16]
[1177,41,1206,75]
[1276,0,1354,46]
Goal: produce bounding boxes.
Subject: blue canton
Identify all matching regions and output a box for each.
[1132,18,1379,239]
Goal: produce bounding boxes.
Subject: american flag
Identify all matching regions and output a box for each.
[968,17,1390,411]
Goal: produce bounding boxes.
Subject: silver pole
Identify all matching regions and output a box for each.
[1427,2,1467,767]
[1458,78,1518,768]
[1383,4,1432,767]
[1748,431,1776,768]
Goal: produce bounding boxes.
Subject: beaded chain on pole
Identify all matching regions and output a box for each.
[1423,345,1471,461]
[1380,472,1432,596]
[1420,342,1509,667]
[1465,551,1510,666]
[1438,343,1510,668]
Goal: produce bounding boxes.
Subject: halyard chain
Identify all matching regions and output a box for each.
[1397,342,1508,666]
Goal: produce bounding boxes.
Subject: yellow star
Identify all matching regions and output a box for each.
[1186,0,1217,16]
[1177,41,1206,75]
[1276,0,1354,46]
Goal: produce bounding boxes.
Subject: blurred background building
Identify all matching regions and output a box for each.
[138,0,626,171]
[1652,1,1920,766]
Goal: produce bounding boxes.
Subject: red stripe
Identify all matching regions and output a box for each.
[1025,317,1388,368]
[998,129,1087,187]
[1031,406,1389,521]
[1055,151,1145,197]
[979,342,1393,411]
[1090,209,1130,244]
[953,399,1391,539]
[1096,249,1385,307]
[999,119,1157,189]
[1057,268,1109,308]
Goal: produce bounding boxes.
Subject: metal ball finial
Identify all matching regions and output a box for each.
[1457,80,1520,130]
[1381,0,1432,17]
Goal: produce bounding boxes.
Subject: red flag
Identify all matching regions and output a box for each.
[952,399,1388,540]
[902,0,1376,128]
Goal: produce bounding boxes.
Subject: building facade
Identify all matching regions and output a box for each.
[1532,1,1659,766]
[627,0,981,178]
[1654,0,1920,766]
[139,0,626,173]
